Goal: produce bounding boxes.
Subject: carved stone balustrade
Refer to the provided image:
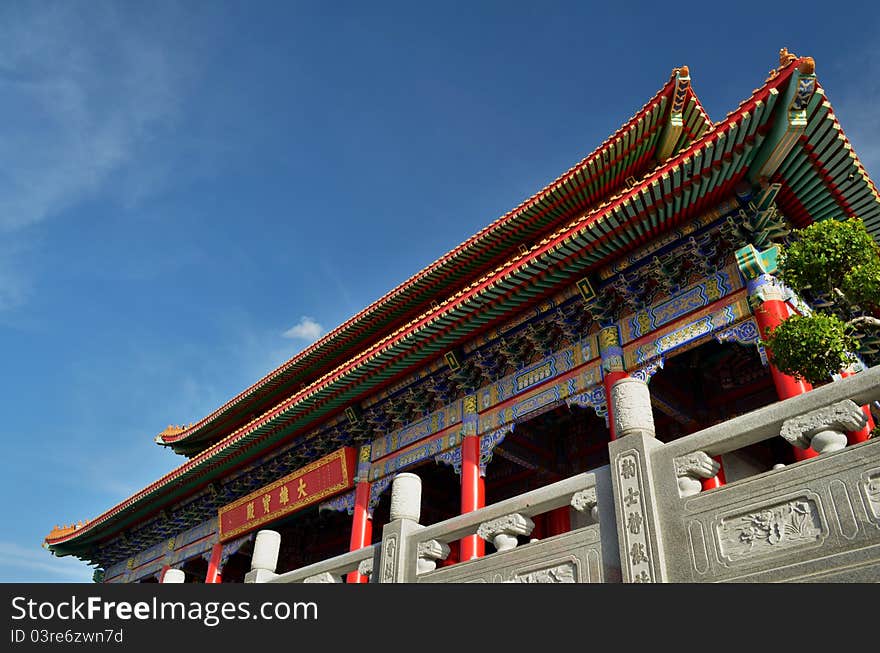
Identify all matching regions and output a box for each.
[245,542,378,584]
[571,487,599,522]
[244,529,281,583]
[245,368,880,585]
[303,572,342,583]
[389,472,422,522]
[161,569,185,583]
[477,513,535,552]
[673,451,721,497]
[780,399,867,454]
[357,558,373,581]
[609,365,880,583]
[416,540,450,573]
[610,377,655,439]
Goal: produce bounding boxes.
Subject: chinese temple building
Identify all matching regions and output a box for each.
[45,50,880,583]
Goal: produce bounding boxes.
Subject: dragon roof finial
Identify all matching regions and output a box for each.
[779,47,798,67]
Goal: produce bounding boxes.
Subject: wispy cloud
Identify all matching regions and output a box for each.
[0,541,95,583]
[0,240,30,313]
[282,316,325,342]
[0,4,191,233]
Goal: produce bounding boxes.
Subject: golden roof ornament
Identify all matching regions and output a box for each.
[157,423,195,439]
[767,48,811,82]
[798,56,815,75]
[46,521,84,540]
[779,47,798,67]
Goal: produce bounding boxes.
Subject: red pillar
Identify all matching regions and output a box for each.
[546,507,571,536]
[158,565,170,583]
[531,513,546,540]
[439,542,460,567]
[460,434,485,561]
[701,456,727,491]
[345,480,373,583]
[839,369,875,445]
[754,297,817,460]
[204,543,223,584]
[603,370,629,440]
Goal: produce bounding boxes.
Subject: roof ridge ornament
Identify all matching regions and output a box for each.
[751,50,817,181]
[45,521,86,541]
[798,56,815,76]
[779,47,798,68]
[656,65,691,162]
[156,423,195,443]
[767,47,810,82]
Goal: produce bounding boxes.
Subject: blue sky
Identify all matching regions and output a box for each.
[1,1,878,582]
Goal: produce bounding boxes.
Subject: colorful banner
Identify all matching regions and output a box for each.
[219,447,356,541]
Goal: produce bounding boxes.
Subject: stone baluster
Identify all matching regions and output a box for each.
[161,568,185,583]
[244,529,281,583]
[357,558,373,582]
[571,487,599,522]
[378,473,424,583]
[780,399,868,455]
[610,377,656,439]
[416,540,450,574]
[476,513,535,552]
[673,452,721,497]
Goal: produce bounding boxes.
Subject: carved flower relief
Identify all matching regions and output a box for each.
[720,499,822,561]
[738,501,819,547]
[511,562,576,583]
[866,476,880,520]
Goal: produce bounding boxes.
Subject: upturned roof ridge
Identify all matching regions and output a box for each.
[158,68,696,451]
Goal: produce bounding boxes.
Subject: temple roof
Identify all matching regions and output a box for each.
[156,67,710,457]
[46,52,880,559]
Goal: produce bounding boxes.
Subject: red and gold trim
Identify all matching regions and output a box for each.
[218,447,356,541]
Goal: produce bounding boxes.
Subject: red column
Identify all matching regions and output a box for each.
[158,565,170,583]
[439,542,460,567]
[839,369,875,445]
[204,543,223,584]
[603,370,629,440]
[755,298,817,460]
[531,513,546,540]
[345,480,373,584]
[460,434,485,561]
[701,456,727,491]
[546,507,571,536]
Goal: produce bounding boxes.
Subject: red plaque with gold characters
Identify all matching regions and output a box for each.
[218,447,356,541]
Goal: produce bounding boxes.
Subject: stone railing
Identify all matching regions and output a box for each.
[241,369,880,584]
[243,468,619,584]
[378,469,619,583]
[243,530,380,583]
[608,367,880,583]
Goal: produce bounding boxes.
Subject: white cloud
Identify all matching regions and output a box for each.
[282,316,325,342]
[0,541,94,583]
[0,257,28,313]
[0,3,193,233]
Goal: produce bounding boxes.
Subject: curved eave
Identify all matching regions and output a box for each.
[772,84,880,236]
[49,64,804,556]
[161,72,712,455]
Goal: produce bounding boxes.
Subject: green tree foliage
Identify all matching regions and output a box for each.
[763,217,880,384]
[763,313,858,383]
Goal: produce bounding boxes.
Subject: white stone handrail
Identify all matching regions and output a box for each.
[661,365,880,460]
[413,471,599,549]
[245,542,379,584]
[607,365,880,583]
